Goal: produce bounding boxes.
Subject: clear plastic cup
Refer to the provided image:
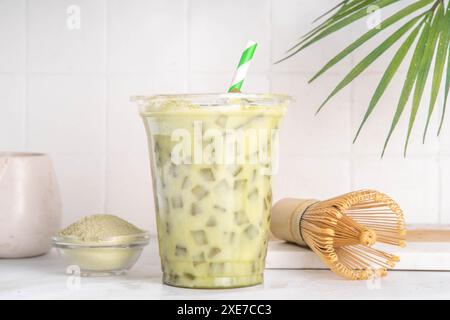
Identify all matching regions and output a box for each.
[133,93,290,288]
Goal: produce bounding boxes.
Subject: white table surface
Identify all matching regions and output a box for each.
[1,239,450,300]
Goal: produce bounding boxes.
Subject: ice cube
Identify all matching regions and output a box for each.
[214,179,231,193]
[158,173,166,189]
[154,141,161,153]
[252,169,257,182]
[266,189,272,202]
[227,165,243,177]
[171,195,184,209]
[183,272,196,280]
[181,176,190,189]
[168,273,180,284]
[164,197,170,214]
[199,168,215,181]
[263,197,270,210]
[223,231,236,243]
[247,188,259,201]
[215,115,228,128]
[208,247,221,258]
[191,230,208,245]
[168,164,178,178]
[175,245,187,257]
[244,225,259,240]
[234,210,249,225]
[233,179,247,190]
[191,185,209,200]
[206,216,217,227]
[193,252,206,266]
[191,203,202,216]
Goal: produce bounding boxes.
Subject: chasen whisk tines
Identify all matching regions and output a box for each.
[270,190,406,280]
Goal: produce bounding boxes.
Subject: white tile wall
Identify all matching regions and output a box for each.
[271,0,353,73]
[350,0,418,74]
[273,155,352,201]
[52,154,105,224]
[189,0,270,73]
[352,73,440,156]
[106,73,186,232]
[352,156,440,224]
[26,74,106,225]
[190,73,270,93]
[0,0,447,231]
[0,0,25,72]
[27,75,105,154]
[0,75,26,150]
[271,73,352,155]
[108,0,187,73]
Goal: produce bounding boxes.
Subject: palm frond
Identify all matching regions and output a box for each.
[309,0,434,83]
[311,0,350,24]
[404,5,443,155]
[354,18,424,143]
[382,13,432,157]
[316,14,423,114]
[423,4,448,142]
[276,0,400,64]
[277,0,450,155]
[437,6,450,135]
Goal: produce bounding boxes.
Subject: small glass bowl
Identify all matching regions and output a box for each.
[52,232,150,276]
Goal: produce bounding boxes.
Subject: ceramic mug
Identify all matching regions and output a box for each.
[0,153,62,258]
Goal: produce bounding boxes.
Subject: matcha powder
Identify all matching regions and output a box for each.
[59,214,144,243]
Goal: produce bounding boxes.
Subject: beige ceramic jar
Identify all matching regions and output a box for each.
[0,153,62,258]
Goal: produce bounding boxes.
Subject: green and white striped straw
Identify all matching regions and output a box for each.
[228,40,257,92]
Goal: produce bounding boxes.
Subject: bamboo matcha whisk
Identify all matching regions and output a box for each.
[271,190,406,280]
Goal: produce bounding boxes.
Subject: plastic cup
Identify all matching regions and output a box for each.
[133,93,290,288]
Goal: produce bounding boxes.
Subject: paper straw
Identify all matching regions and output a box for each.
[228,40,257,92]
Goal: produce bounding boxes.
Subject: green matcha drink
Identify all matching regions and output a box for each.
[134,94,289,288]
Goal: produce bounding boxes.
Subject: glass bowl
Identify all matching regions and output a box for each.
[52,232,150,276]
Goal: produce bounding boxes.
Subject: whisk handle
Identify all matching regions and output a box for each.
[271,198,319,247]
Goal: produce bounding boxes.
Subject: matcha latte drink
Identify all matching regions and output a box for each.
[134,94,289,288]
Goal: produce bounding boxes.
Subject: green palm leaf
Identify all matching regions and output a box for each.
[309,0,433,83]
[404,6,443,155]
[382,13,432,156]
[297,0,370,45]
[438,6,450,135]
[423,4,448,142]
[354,19,424,143]
[277,0,400,64]
[316,15,423,114]
[277,0,449,155]
[311,0,350,24]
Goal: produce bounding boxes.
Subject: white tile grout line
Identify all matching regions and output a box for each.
[24,0,29,152]
[349,18,358,192]
[185,0,190,93]
[103,0,109,213]
[0,70,353,77]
